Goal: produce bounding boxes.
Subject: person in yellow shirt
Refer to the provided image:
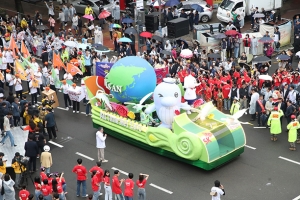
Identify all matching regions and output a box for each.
[287,115,300,151]
[0,152,6,174]
[20,18,28,30]
[85,4,93,15]
[11,152,26,188]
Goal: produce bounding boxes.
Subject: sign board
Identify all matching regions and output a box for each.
[42,89,59,108]
[136,0,144,9]
[67,87,85,102]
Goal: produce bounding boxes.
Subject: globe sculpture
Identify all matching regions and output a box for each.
[105,56,157,103]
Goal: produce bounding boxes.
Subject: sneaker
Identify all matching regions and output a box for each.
[73,111,75,113]
[14,145,17,147]
[82,194,88,197]
[102,160,108,163]
[37,95,40,97]
[86,114,88,116]
[76,111,79,113]
[66,107,69,110]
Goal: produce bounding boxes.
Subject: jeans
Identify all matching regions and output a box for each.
[45,167,50,174]
[138,188,146,200]
[223,99,231,110]
[93,190,100,200]
[125,197,133,200]
[115,193,124,200]
[86,103,91,115]
[0,130,15,146]
[63,93,72,108]
[274,41,280,52]
[43,195,51,200]
[13,116,20,126]
[62,183,67,192]
[234,47,239,58]
[15,173,21,186]
[35,190,41,200]
[77,180,87,196]
[105,185,112,200]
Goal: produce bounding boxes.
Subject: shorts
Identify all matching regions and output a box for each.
[185,99,196,105]
[72,25,78,30]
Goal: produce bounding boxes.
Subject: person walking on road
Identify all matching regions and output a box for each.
[45,108,57,141]
[267,107,284,141]
[287,115,300,151]
[40,145,52,174]
[136,173,149,200]
[210,180,225,200]
[104,170,112,200]
[124,173,134,200]
[96,127,108,162]
[0,112,17,147]
[72,158,88,197]
[112,170,125,200]
[24,135,39,173]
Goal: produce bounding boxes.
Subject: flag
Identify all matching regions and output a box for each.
[15,60,27,80]
[21,56,31,69]
[21,40,30,58]
[67,63,82,76]
[155,66,169,84]
[20,55,37,72]
[51,68,61,88]
[9,36,19,58]
[95,62,113,77]
[53,52,66,70]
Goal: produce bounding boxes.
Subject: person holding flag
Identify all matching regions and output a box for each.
[6,69,14,93]
[29,76,39,107]
[14,74,23,99]
[61,80,72,110]
[4,48,14,74]
[34,67,43,97]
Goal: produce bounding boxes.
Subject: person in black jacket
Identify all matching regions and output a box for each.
[24,135,39,173]
[285,100,295,125]
[180,10,187,18]
[41,48,49,64]
[189,10,194,31]
[78,15,83,36]
[167,8,173,22]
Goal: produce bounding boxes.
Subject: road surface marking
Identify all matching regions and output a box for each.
[149,183,173,194]
[253,127,266,128]
[48,141,64,148]
[57,107,69,111]
[111,167,128,176]
[245,145,256,150]
[293,195,300,200]
[75,152,94,161]
[279,156,300,165]
[58,137,73,145]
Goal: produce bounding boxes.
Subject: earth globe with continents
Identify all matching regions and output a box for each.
[105,56,156,103]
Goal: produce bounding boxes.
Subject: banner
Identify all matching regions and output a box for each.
[21,55,37,72]
[21,40,30,58]
[96,62,113,77]
[67,87,85,102]
[51,68,61,88]
[15,60,27,80]
[155,66,169,84]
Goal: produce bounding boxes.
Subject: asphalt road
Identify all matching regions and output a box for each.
[1,55,295,200]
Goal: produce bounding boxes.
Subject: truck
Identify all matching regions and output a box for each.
[216,0,282,23]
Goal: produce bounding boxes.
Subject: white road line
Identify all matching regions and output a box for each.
[48,141,64,148]
[278,156,300,165]
[111,167,129,176]
[253,127,266,128]
[149,183,173,194]
[75,152,94,161]
[245,145,256,150]
[293,195,300,200]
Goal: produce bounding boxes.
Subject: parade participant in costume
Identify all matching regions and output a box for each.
[287,115,300,151]
[61,80,72,109]
[267,107,283,141]
[230,97,240,115]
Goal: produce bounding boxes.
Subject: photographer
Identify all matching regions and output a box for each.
[210,180,225,199]
[11,152,26,189]
[0,152,6,174]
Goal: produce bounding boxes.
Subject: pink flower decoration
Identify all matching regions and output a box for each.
[193,99,204,108]
[174,110,180,115]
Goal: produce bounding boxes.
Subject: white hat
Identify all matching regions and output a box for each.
[0,93,3,98]
[43,145,50,152]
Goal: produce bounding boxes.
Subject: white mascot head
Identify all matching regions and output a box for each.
[184,74,198,102]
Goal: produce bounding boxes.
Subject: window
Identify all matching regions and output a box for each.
[233,2,243,11]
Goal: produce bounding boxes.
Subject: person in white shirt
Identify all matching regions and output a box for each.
[29,78,38,106]
[5,69,14,93]
[4,49,14,74]
[31,58,39,73]
[25,66,32,94]
[265,96,274,115]
[61,80,72,109]
[14,74,23,99]
[249,88,260,121]
[0,112,16,147]
[34,68,43,97]
[96,127,108,162]
[287,86,297,104]
[63,72,73,80]
[70,83,81,113]
[225,21,236,31]
[42,64,50,87]
[264,87,273,102]
[210,180,225,200]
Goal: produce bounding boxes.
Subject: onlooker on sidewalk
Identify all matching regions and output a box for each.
[96,127,108,162]
[72,158,88,197]
[89,161,104,196]
[124,173,134,200]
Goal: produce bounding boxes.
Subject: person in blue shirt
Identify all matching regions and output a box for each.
[83,51,92,76]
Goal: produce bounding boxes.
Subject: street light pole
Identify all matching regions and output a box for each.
[158,0,162,34]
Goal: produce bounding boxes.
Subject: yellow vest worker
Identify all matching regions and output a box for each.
[287,115,300,151]
[85,5,93,15]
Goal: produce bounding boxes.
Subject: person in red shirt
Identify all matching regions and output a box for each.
[222,80,232,110]
[19,185,30,200]
[91,170,100,200]
[204,84,212,102]
[103,170,112,200]
[89,161,104,196]
[72,158,88,197]
[136,173,149,200]
[52,178,65,200]
[41,179,52,200]
[34,177,42,199]
[112,170,125,200]
[46,173,53,188]
[124,173,134,200]
[40,167,47,182]
[55,172,67,194]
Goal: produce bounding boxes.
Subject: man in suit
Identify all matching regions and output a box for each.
[24,135,39,173]
[179,10,187,18]
[285,100,295,125]
[125,43,132,56]
[256,94,266,127]
[167,8,174,21]
[281,84,289,102]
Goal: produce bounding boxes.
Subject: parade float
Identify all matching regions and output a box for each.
[84,56,246,170]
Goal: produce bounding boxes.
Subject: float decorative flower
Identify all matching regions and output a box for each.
[174,110,180,115]
[127,111,136,119]
[207,113,214,119]
[116,105,128,117]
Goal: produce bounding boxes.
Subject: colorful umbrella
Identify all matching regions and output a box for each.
[112,24,122,28]
[259,75,272,81]
[122,18,134,24]
[153,0,166,7]
[124,27,138,35]
[258,36,274,43]
[82,14,94,21]
[225,30,239,36]
[180,49,193,58]
[165,0,180,7]
[140,31,153,38]
[118,37,132,43]
[98,10,111,19]
[191,4,204,12]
